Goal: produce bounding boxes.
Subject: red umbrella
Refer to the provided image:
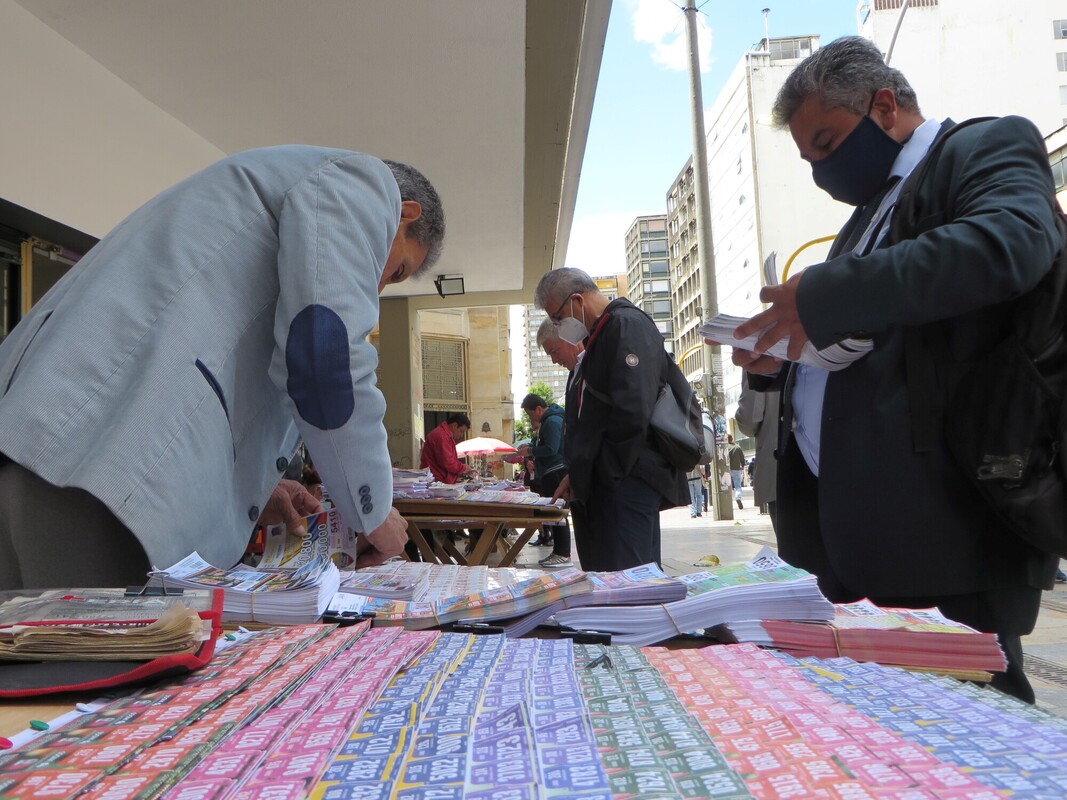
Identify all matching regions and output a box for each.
[455,437,518,457]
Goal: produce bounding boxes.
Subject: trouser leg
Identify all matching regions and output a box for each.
[687,479,702,516]
[584,476,662,572]
[0,461,150,590]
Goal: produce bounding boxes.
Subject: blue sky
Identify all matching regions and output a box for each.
[563,0,862,276]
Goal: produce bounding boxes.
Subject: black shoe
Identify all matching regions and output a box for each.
[736,498,743,509]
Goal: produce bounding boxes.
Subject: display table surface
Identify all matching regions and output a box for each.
[3,626,1065,799]
[393,497,567,567]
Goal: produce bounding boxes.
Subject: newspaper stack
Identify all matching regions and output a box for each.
[713,598,1007,674]
[491,563,688,637]
[553,548,833,647]
[391,467,435,499]
[698,314,873,371]
[148,552,340,625]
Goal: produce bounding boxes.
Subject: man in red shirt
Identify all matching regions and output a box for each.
[420,413,472,483]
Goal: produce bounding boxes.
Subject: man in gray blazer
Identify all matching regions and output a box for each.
[729,37,1061,702]
[0,146,444,589]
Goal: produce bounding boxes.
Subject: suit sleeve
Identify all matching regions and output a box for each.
[271,153,400,533]
[798,116,1062,349]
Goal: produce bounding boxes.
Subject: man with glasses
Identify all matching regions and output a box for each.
[534,267,687,571]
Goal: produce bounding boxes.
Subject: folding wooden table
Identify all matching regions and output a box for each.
[392,497,568,567]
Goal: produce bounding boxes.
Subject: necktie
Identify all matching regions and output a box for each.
[781,174,903,440]
[832,174,902,257]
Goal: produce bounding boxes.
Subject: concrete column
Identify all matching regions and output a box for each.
[376,297,423,468]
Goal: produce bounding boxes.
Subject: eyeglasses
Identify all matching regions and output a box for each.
[548,293,574,323]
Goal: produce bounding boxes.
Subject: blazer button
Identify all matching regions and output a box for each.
[276,457,289,471]
[248,506,260,521]
[359,485,371,496]
[362,503,373,515]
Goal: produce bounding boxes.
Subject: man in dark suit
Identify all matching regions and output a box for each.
[535,268,688,571]
[730,37,1062,702]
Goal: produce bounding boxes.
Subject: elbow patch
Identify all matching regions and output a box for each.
[286,304,355,430]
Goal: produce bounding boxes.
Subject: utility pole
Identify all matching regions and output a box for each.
[682,4,732,521]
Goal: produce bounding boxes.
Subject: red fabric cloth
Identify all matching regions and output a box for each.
[420,421,465,483]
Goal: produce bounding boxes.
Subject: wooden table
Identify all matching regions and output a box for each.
[392,498,568,567]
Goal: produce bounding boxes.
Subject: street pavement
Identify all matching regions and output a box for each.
[515,485,1067,717]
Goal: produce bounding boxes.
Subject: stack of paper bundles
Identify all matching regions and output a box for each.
[714,598,1007,673]
[326,567,593,630]
[491,563,688,637]
[336,568,430,601]
[148,551,340,625]
[553,549,833,647]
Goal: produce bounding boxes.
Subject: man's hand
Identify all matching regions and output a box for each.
[552,474,575,503]
[730,346,785,376]
[358,507,409,568]
[257,479,324,535]
[733,273,810,362]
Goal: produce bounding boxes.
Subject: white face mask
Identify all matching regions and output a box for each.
[556,297,589,345]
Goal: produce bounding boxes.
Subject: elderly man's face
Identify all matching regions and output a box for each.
[378,201,429,293]
[543,339,579,371]
[787,94,867,163]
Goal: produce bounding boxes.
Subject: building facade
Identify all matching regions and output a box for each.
[623,215,673,345]
[668,36,850,428]
[860,0,1067,136]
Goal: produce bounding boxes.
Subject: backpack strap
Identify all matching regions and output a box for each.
[895,118,996,453]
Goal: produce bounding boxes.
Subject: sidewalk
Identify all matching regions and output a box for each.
[516,485,1067,716]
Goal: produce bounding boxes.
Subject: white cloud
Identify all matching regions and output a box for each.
[628,0,712,72]
[563,210,648,277]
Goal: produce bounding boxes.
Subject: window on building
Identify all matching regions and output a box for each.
[651,279,670,294]
[1061,85,1067,104]
[422,337,467,405]
[1055,19,1067,39]
[651,299,672,317]
[1051,148,1066,191]
[1059,52,1067,71]
[650,260,669,276]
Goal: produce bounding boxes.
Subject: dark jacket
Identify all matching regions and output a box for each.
[564,298,688,508]
[758,116,1061,599]
[529,404,566,477]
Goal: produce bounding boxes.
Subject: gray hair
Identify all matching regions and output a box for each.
[384,159,446,275]
[533,267,599,312]
[535,317,560,347]
[771,36,920,128]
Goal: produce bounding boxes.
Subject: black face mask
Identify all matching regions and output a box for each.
[810,115,903,206]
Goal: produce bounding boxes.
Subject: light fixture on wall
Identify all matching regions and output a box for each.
[434,274,465,298]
